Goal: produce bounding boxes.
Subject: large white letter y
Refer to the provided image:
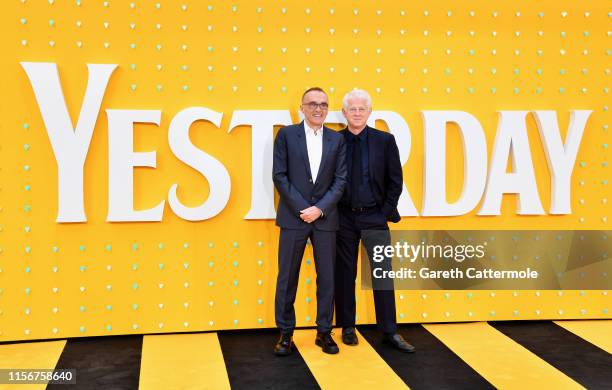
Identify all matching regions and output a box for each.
[21,62,117,222]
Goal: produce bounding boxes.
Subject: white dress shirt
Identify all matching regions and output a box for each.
[304,122,323,183]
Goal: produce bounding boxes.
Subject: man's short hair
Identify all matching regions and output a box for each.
[342,89,372,110]
[301,87,327,102]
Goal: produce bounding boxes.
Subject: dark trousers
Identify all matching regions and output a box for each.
[335,207,398,334]
[275,226,336,334]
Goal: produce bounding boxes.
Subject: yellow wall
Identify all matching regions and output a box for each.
[0,0,609,341]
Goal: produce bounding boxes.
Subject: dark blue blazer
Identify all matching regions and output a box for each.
[273,122,347,231]
[340,126,403,223]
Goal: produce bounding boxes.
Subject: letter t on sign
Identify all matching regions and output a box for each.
[228,110,292,219]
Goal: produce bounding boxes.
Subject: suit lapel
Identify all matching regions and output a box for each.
[314,127,332,184]
[296,122,313,179]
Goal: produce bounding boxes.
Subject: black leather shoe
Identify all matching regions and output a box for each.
[383,333,415,353]
[315,332,340,354]
[274,333,294,356]
[342,327,359,345]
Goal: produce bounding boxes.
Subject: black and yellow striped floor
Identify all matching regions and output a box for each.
[0,320,610,389]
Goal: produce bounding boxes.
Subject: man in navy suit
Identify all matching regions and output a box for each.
[272,87,347,355]
[335,89,415,352]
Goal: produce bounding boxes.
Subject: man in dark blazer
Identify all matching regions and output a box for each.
[272,87,347,355]
[335,89,415,352]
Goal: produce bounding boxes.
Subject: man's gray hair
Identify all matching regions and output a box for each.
[342,89,372,110]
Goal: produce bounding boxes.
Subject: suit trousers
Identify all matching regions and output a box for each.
[335,207,398,334]
[275,226,336,334]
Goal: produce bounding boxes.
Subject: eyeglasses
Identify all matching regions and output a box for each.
[348,107,369,114]
[302,101,329,110]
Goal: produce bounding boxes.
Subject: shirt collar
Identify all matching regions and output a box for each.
[346,126,368,142]
[304,121,323,136]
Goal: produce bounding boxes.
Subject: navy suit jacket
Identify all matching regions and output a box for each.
[273,122,347,231]
[340,126,403,223]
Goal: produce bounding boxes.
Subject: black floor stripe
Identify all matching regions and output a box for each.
[490,321,612,389]
[48,335,142,390]
[218,329,320,390]
[358,324,495,390]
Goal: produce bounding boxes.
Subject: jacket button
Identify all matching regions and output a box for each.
[309,178,313,183]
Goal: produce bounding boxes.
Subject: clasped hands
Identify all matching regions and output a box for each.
[300,206,322,223]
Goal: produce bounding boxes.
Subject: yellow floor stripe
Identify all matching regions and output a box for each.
[292,328,408,390]
[423,322,583,390]
[139,333,230,390]
[554,320,612,354]
[0,340,66,390]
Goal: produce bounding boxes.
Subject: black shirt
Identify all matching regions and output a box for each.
[342,127,377,208]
